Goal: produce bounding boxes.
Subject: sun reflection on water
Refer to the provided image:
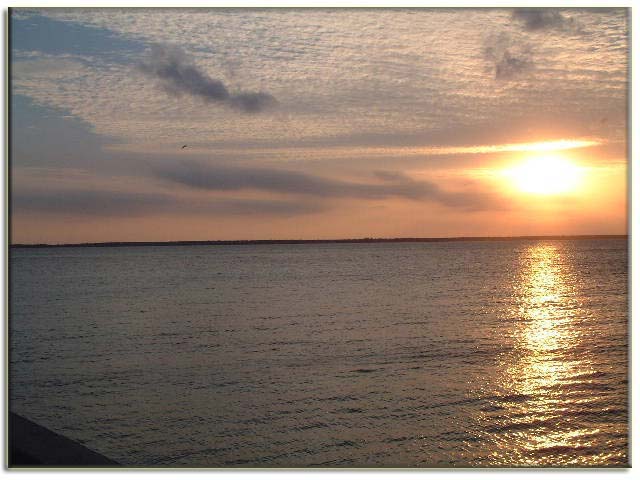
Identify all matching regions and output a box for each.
[512,244,583,393]
[477,243,621,466]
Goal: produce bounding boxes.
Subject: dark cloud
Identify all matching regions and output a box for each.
[12,189,173,216]
[512,8,580,33]
[493,50,534,80]
[230,92,277,114]
[153,161,343,196]
[12,188,323,217]
[137,44,276,113]
[484,33,534,80]
[153,161,502,211]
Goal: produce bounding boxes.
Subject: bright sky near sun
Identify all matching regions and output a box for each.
[10,8,628,243]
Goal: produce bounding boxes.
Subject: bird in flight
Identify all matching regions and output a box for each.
[181,145,188,149]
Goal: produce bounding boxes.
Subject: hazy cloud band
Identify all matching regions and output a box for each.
[153,161,502,211]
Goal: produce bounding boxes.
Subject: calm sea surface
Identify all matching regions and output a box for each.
[9,239,628,467]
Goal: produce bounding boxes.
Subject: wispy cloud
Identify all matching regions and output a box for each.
[12,189,173,217]
[512,8,581,33]
[137,44,276,113]
[484,33,533,81]
[494,50,533,80]
[153,161,501,211]
[171,138,601,161]
[12,188,324,217]
[418,138,603,156]
[314,138,601,160]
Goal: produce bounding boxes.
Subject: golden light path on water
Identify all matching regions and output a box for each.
[480,244,620,466]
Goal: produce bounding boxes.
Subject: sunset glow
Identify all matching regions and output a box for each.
[502,155,585,196]
[9,8,627,242]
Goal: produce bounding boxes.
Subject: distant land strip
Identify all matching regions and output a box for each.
[9,235,628,249]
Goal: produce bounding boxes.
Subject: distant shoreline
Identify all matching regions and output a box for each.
[9,235,628,249]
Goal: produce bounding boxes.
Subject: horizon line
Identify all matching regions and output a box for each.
[9,234,628,249]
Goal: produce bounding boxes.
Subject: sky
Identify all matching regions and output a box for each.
[9,8,629,244]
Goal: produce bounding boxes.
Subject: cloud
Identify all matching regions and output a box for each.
[512,8,580,33]
[153,161,425,199]
[12,10,627,155]
[484,33,534,80]
[493,50,534,80]
[12,189,173,216]
[12,188,323,217]
[153,161,501,211]
[137,44,276,113]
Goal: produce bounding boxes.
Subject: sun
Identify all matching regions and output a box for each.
[502,154,584,195]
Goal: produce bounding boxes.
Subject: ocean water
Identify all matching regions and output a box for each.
[9,239,628,467]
